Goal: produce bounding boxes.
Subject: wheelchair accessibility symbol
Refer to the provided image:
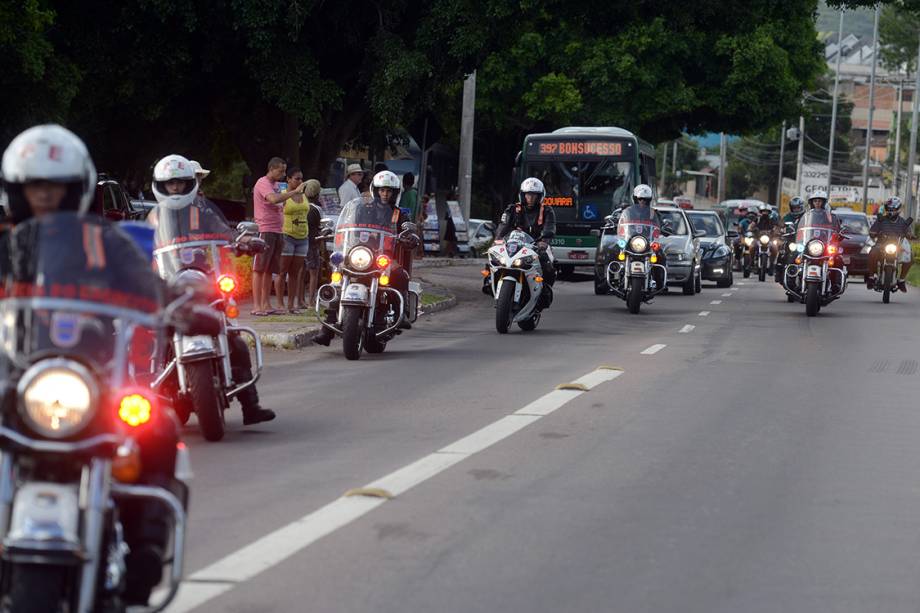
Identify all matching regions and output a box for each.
[581,204,598,220]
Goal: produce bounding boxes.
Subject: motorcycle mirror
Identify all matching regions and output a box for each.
[401,221,418,233]
[236,221,260,235]
[693,229,706,238]
[603,214,616,226]
[726,230,739,238]
[907,216,915,225]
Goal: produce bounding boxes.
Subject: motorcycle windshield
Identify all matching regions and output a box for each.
[334,197,399,256]
[0,214,162,381]
[795,209,836,245]
[617,205,660,240]
[153,200,234,279]
[504,230,535,258]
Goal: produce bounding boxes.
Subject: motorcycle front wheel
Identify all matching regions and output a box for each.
[495,281,515,333]
[883,266,894,304]
[3,563,67,613]
[187,361,224,442]
[627,278,642,314]
[342,306,365,360]
[758,255,767,282]
[364,328,387,353]
[805,282,820,316]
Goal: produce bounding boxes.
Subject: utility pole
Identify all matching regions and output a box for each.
[776,120,787,206]
[894,77,905,197]
[458,71,476,222]
[827,11,845,194]
[672,141,678,177]
[795,115,805,197]
[660,142,669,194]
[907,35,920,218]
[861,5,880,212]
[717,132,727,203]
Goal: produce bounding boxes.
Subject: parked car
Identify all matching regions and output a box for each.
[95,176,146,221]
[130,198,157,218]
[468,217,496,252]
[686,209,734,287]
[655,205,705,294]
[834,209,871,276]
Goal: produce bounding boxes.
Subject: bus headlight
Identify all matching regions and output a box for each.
[18,360,97,438]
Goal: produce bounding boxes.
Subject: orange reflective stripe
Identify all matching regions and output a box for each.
[190,206,200,231]
[391,207,400,227]
[82,224,106,270]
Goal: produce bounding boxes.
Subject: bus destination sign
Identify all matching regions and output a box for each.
[532,140,624,157]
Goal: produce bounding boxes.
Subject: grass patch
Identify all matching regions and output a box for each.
[421,292,449,306]
[908,266,920,287]
[257,312,319,324]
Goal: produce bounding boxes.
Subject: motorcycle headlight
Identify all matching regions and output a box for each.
[759,235,770,245]
[18,359,98,439]
[789,242,799,252]
[347,246,373,271]
[806,240,825,257]
[512,255,534,268]
[885,243,898,255]
[629,236,648,252]
[743,237,754,246]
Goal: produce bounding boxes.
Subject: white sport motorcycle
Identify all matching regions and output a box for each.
[486,230,551,333]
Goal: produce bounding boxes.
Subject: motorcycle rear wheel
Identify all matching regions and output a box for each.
[805,283,820,316]
[187,361,224,442]
[495,281,515,333]
[627,278,642,314]
[342,306,364,360]
[3,563,67,612]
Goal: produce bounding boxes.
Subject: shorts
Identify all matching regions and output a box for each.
[282,235,308,257]
[305,243,321,270]
[252,232,283,274]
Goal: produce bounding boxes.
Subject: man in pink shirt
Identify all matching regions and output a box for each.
[252,157,305,314]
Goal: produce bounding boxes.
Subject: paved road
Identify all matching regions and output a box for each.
[169,270,920,613]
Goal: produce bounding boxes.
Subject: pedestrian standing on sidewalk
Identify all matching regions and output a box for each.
[401,173,419,220]
[338,163,363,207]
[275,167,309,314]
[299,179,324,308]
[252,157,304,316]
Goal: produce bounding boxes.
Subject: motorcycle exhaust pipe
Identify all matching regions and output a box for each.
[318,284,338,306]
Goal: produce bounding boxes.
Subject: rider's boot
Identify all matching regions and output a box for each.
[866,275,875,290]
[898,279,908,293]
[312,310,336,346]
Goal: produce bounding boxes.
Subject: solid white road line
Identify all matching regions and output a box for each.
[679,325,695,334]
[640,344,666,355]
[168,367,626,612]
[698,311,710,317]
[710,300,722,305]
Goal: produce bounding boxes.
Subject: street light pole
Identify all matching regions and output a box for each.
[795,115,805,196]
[861,5,880,212]
[717,132,726,203]
[458,71,476,222]
[894,77,905,197]
[906,35,920,218]
[776,120,787,206]
[827,11,845,194]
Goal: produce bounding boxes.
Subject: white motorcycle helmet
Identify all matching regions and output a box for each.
[519,177,545,208]
[808,189,828,210]
[633,184,653,205]
[152,154,199,210]
[1,124,97,223]
[372,170,401,203]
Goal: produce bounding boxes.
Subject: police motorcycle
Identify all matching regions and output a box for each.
[0,213,217,612]
[605,205,669,314]
[486,230,548,333]
[868,219,913,304]
[782,207,848,316]
[152,202,265,442]
[774,222,798,286]
[315,198,421,360]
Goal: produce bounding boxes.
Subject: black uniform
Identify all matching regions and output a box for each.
[867,214,914,278]
[496,202,557,286]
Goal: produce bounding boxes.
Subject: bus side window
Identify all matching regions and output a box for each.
[640,154,657,198]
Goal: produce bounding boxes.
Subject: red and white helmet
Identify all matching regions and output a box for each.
[372,170,401,202]
[152,154,199,210]
[1,124,97,222]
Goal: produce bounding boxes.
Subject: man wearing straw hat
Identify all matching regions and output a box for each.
[338,163,364,206]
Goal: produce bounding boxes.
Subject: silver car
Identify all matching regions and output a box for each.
[654,205,704,295]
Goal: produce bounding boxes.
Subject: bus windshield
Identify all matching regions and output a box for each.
[524,159,634,221]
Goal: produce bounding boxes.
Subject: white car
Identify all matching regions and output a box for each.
[468,218,496,251]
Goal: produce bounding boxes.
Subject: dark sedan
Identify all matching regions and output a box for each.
[835,210,871,277]
[686,210,734,287]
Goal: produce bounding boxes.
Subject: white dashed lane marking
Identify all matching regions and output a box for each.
[640,344,667,355]
[698,311,710,317]
[710,300,722,305]
[679,325,695,333]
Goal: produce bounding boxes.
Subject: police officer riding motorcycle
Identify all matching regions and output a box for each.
[775,196,806,283]
[0,125,200,610]
[866,196,914,294]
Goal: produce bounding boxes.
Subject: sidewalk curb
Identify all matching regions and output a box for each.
[257,294,457,350]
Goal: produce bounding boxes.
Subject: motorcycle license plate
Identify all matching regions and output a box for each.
[843,256,851,265]
[630,261,646,274]
[806,265,821,279]
[569,251,589,260]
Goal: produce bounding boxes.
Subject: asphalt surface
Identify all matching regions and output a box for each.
[170,268,920,613]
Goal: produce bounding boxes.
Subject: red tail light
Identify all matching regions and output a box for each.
[118,392,153,427]
[826,244,837,255]
[376,255,391,269]
[217,274,236,294]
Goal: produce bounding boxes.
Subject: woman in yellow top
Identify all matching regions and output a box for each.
[275,167,310,314]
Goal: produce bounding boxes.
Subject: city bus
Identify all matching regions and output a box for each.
[515,127,657,274]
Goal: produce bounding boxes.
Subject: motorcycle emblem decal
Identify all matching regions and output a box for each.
[359,231,370,243]
[50,312,82,349]
[180,248,196,265]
